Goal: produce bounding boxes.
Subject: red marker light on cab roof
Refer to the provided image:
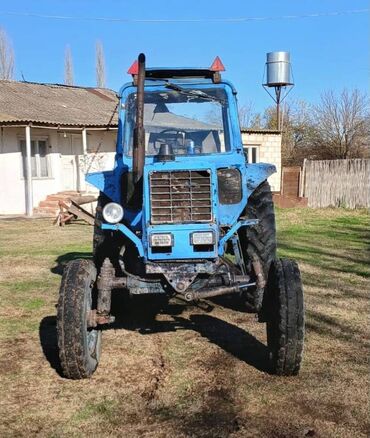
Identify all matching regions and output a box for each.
[210,56,225,72]
[127,60,139,75]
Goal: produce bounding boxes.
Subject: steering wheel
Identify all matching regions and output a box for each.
[155,129,185,151]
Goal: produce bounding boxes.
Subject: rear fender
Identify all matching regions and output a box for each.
[245,163,276,199]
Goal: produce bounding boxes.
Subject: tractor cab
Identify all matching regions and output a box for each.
[87,55,275,265]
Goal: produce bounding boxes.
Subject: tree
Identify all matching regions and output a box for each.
[281,100,316,164]
[239,101,262,129]
[262,100,315,165]
[311,89,369,159]
[64,45,74,85]
[238,101,253,128]
[95,40,106,88]
[241,89,369,165]
[0,27,15,80]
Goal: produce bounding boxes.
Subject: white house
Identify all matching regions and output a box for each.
[0,81,118,215]
[0,80,282,215]
[241,128,282,192]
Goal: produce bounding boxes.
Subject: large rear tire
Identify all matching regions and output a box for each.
[265,258,305,376]
[57,259,101,379]
[238,181,276,311]
[239,180,276,279]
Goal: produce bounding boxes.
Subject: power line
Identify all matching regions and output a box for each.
[0,8,368,24]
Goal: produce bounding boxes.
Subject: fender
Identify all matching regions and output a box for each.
[244,162,276,200]
[85,167,124,204]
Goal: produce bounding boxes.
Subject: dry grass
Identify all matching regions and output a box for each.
[0,209,369,438]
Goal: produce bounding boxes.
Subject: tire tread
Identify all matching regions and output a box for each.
[57,259,99,379]
[268,258,305,376]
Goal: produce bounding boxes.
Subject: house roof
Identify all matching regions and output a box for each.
[0,80,119,127]
[144,104,221,131]
[241,128,281,135]
[0,80,282,133]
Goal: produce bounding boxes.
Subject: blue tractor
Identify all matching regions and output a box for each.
[57,54,304,379]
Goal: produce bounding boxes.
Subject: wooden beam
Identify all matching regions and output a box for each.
[57,200,95,226]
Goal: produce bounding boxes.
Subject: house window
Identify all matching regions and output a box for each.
[20,139,50,178]
[244,145,259,163]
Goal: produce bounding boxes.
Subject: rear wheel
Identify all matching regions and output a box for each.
[57,259,101,379]
[265,258,305,376]
[238,181,276,310]
[239,180,276,277]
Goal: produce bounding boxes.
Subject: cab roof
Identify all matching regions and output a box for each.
[145,67,219,81]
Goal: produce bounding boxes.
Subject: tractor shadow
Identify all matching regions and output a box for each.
[39,315,63,376]
[51,252,92,275]
[39,294,270,376]
[109,295,271,373]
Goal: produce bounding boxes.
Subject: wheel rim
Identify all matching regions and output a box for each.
[87,329,100,358]
[85,284,100,360]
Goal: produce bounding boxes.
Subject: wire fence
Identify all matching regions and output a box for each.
[303,159,370,208]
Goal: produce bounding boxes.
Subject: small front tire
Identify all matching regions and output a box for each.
[57,259,101,379]
[265,258,305,376]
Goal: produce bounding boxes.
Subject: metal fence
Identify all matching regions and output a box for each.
[303,159,370,208]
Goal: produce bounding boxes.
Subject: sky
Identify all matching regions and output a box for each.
[0,1,368,113]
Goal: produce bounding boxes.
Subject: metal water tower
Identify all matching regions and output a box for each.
[263,51,294,130]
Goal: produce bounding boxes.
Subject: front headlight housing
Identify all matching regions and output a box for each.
[217,168,242,204]
[102,202,124,224]
[191,231,215,246]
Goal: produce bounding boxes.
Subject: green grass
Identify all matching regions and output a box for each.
[0,210,369,438]
[72,398,119,423]
[0,219,93,340]
[277,208,370,277]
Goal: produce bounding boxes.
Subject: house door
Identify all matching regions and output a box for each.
[61,155,76,191]
[60,134,83,191]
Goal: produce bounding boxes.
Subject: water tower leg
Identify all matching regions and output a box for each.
[275,86,282,131]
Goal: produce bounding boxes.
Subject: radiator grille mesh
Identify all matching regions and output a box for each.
[149,170,212,224]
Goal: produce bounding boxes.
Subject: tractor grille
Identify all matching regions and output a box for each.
[149,170,213,224]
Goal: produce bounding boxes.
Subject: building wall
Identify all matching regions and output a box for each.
[1,128,282,214]
[241,132,281,192]
[0,126,117,214]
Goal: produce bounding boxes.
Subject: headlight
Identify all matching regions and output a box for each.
[191,231,215,245]
[150,233,174,247]
[102,202,124,224]
[217,168,242,204]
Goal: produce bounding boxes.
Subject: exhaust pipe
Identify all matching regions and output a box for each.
[133,53,146,185]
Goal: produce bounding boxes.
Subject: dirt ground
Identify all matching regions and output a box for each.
[0,208,369,438]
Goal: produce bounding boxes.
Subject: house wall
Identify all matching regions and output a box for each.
[1,127,282,214]
[0,126,117,214]
[241,132,281,192]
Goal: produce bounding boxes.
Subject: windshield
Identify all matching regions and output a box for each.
[123,86,231,156]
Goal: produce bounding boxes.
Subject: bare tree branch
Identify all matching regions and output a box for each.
[64,45,74,85]
[95,40,106,88]
[238,101,253,128]
[261,90,369,165]
[312,89,369,159]
[0,27,15,80]
[238,101,262,129]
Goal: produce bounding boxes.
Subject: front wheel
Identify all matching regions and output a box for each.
[265,258,305,376]
[57,259,101,379]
